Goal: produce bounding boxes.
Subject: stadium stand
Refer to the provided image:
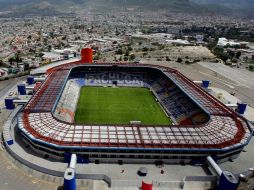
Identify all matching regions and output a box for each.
[61,70,207,124]
[54,79,80,123]
[17,63,252,163]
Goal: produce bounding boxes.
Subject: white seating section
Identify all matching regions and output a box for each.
[54,80,80,123]
[18,112,250,147]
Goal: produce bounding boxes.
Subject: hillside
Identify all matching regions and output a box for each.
[0,0,204,16]
[191,0,254,18]
[0,0,253,17]
[191,0,254,7]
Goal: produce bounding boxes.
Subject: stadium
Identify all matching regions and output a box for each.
[16,52,252,164]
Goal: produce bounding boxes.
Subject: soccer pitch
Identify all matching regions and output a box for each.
[75,86,172,125]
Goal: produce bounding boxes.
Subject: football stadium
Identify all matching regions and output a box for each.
[15,51,252,164]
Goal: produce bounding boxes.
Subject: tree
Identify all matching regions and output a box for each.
[24,63,29,71]
[207,40,217,50]
[176,58,183,63]
[48,45,52,52]
[159,45,165,50]
[8,57,14,63]
[116,30,120,36]
[213,47,229,62]
[124,56,129,61]
[227,50,235,59]
[143,47,149,52]
[130,54,136,60]
[14,54,22,63]
[243,56,248,62]
[62,35,67,40]
[38,53,44,58]
[127,46,133,51]
[249,65,254,72]
[152,42,159,46]
[116,49,123,55]
[94,55,100,60]
[166,56,171,61]
[236,51,242,59]
[232,58,238,63]
[29,48,35,53]
[125,50,130,56]
[232,45,241,49]
[43,38,48,44]
[74,36,81,41]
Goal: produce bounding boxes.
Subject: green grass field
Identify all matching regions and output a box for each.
[74,86,172,125]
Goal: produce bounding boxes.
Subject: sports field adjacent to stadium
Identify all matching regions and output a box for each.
[75,86,172,125]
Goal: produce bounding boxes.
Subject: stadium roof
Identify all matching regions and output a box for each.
[30,58,80,75]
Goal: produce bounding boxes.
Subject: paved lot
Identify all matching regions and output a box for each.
[0,76,27,99]
[81,164,206,182]
[220,138,254,174]
[200,62,254,89]
[0,151,58,190]
[0,78,59,190]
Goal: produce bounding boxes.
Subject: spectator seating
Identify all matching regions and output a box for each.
[53,72,208,124]
[54,80,80,123]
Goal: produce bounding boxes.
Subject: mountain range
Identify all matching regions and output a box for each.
[0,0,253,18]
[191,0,254,17]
